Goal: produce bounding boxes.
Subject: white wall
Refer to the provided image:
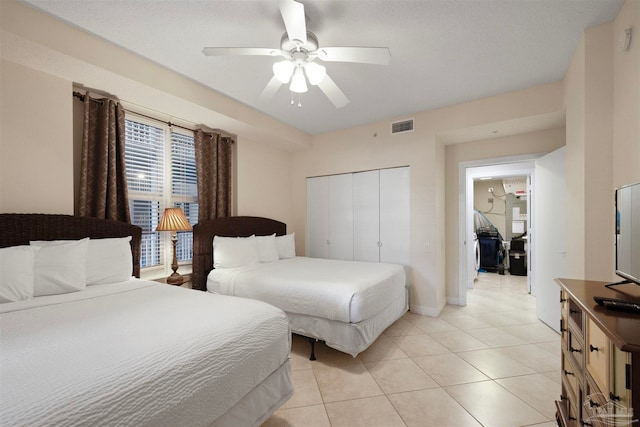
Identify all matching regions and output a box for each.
[473,179,507,238]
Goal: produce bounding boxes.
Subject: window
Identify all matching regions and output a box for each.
[124,115,198,270]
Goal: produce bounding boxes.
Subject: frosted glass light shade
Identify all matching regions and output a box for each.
[304,62,326,85]
[289,68,308,93]
[273,60,295,84]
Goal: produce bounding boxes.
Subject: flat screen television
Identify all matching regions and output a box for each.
[615,181,640,286]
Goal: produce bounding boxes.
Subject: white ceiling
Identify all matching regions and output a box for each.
[21,0,623,136]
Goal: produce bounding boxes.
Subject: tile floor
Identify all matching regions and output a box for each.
[262,272,561,427]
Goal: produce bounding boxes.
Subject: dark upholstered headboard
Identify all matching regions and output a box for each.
[0,213,142,278]
[192,216,286,291]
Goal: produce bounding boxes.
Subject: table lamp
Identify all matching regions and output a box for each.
[156,207,192,284]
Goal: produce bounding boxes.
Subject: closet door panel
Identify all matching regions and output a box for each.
[328,173,354,260]
[306,176,329,258]
[353,170,380,262]
[379,167,410,265]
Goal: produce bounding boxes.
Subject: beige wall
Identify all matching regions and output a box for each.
[612,0,640,189]
[2,0,637,310]
[0,59,74,213]
[0,0,300,227]
[563,0,640,282]
[444,127,566,299]
[292,86,564,315]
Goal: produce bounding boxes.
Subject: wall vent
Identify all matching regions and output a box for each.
[391,118,414,134]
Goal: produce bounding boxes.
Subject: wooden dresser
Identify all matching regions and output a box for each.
[555,278,640,427]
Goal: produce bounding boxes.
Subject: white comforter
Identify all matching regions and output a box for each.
[0,280,291,427]
[207,257,406,323]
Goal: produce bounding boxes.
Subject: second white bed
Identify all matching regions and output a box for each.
[207,257,408,357]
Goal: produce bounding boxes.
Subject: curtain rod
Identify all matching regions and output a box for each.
[72,91,235,142]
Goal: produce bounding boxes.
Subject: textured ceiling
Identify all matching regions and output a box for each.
[22,0,623,135]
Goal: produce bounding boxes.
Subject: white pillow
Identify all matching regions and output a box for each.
[276,233,296,259]
[213,235,259,268]
[31,237,133,285]
[86,237,133,285]
[30,238,89,296]
[256,234,279,263]
[0,245,40,303]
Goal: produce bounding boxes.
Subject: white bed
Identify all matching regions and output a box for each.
[0,214,293,427]
[193,217,409,358]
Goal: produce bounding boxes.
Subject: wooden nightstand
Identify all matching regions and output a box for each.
[154,274,192,288]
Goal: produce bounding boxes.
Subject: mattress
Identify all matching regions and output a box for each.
[207,256,407,323]
[0,279,292,427]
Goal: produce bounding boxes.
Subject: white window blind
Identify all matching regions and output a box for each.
[171,132,198,262]
[124,116,198,270]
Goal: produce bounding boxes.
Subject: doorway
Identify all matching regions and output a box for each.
[457,155,539,306]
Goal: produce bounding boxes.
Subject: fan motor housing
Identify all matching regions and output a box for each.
[280,31,319,53]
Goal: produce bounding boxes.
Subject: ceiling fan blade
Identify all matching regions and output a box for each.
[279,0,307,45]
[259,75,283,101]
[317,47,391,65]
[203,47,282,57]
[317,75,349,108]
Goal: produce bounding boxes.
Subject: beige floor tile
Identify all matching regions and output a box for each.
[365,358,438,394]
[413,353,489,386]
[445,380,548,427]
[389,333,451,357]
[388,388,482,427]
[543,369,562,384]
[495,343,561,373]
[281,369,323,409]
[383,318,423,336]
[465,310,525,327]
[262,404,330,427]
[313,362,383,403]
[535,340,562,357]
[429,330,492,352]
[408,315,459,334]
[457,348,536,379]
[357,334,408,363]
[438,311,492,329]
[464,327,527,347]
[325,396,405,427]
[496,373,561,419]
[499,323,560,343]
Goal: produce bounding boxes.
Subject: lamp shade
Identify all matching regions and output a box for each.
[273,60,295,84]
[289,67,308,93]
[304,62,326,86]
[156,208,192,232]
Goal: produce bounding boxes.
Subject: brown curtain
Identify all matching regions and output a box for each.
[194,129,232,222]
[78,93,131,223]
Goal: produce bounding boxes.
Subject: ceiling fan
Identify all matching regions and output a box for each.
[202,0,391,108]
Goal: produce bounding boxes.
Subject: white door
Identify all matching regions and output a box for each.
[534,147,566,332]
[306,176,329,258]
[328,173,354,260]
[380,167,411,265]
[353,170,381,262]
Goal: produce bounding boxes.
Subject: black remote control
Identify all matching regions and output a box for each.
[593,296,640,314]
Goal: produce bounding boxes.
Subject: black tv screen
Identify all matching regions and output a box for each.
[616,182,640,285]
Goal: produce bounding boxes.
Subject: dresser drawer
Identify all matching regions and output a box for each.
[568,329,584,370]
[586,317,610,397]
[563,353,580,402]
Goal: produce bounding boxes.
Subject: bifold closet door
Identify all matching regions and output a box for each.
[353,170,380,262]
[306,176,329,258]
[327,173,354,260]
[379,167,410,265]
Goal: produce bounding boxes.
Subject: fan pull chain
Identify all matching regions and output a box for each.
[298,93,302,108]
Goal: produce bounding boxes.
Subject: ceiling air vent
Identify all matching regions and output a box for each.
[391,118,414,135]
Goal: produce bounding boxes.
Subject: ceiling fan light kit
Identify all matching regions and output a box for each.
[202,0,391,108]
